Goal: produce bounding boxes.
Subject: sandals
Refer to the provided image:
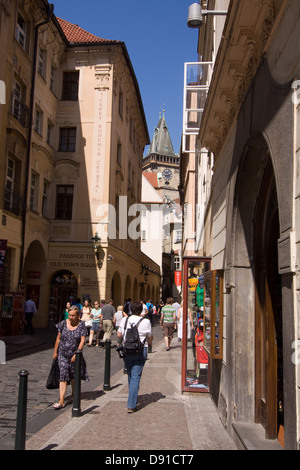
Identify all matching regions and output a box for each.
[53,402,65,410]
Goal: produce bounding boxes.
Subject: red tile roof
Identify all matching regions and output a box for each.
[143,172,159,188]
[57,17,119,45]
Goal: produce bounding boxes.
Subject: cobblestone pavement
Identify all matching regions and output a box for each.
[0,326,124,443]
[0,323,237,452]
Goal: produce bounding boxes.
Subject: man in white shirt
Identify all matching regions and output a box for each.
[172,298,181,320]
[24,295,37,334]
[117,301,152,413]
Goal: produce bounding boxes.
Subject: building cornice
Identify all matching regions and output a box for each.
[199,0,288,160]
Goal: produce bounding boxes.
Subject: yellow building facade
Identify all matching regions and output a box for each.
[0,0,160,331]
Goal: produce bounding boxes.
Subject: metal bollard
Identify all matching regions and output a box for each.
[15,370,29,450]
[72,350,82,418]
[103,339,111,391]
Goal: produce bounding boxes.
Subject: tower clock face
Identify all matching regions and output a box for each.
[162,169,172,180]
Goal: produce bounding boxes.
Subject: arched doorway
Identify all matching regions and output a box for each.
[49,271,78,324]
[254,158,283,443]
[124,275,131,300]
[111,271,122,307]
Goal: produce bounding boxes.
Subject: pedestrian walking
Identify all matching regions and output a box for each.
[24,295,37,334]
[100,299,116,342]
[160,297,176,351]
[61,301,71,321]
[52,305,88,409]
[88,301,101,346]
[117,300,153,413]
[146,299,154,326]
[115,305,124,345]
[177,302,193,341]
[81,299,92,341]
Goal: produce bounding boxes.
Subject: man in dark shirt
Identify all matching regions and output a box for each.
[100,299,116,342]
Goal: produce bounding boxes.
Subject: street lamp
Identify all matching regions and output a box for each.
[187,2,227,28]
[140,264,149,284]
[91,231,102,268]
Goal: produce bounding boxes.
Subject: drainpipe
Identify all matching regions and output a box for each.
[19,3,54,285]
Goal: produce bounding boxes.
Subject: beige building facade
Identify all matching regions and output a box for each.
[182,0,300,450]
[0,0,160,331]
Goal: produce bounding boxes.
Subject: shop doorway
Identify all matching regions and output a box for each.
[254,159,283,444]
[49,270,78,324]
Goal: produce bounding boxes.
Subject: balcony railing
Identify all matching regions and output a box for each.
[182,62,213,153]
[10,91,29,127]
[4,188,25,216]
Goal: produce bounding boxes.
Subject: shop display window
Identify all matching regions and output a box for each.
[181,258,211,393]
[204,270,223,359]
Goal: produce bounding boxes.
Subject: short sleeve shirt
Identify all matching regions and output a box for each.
[161,305,176,323]
[118,315,152,346]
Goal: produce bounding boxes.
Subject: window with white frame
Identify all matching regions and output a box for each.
[34,106,43,135]
[174,229,182,244]
[50,64,57,94]
[16,12,27,50]
[174,256,181,271]
[42,179,49,217]
[47,119,54,146]
[11,78,28,127]
[30,171,39,212]
[5,158,15,213]
[38,47,46,79]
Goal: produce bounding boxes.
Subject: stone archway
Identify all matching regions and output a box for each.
[124,275,131,300]
[49,270,78,324]
[23,240,47,326]
[231,133,283,444]
[111,271,122,307]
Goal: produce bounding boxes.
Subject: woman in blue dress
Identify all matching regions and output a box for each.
[52,305,89,409]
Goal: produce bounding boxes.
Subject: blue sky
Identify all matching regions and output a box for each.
[53,0,198,155]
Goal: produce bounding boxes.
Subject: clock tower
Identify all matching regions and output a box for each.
[142,112,182,303]
[142,112,180,202]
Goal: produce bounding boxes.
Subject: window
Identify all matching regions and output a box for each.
[34,106,43,135]
[117,142,122,165]
[5,158,15,213]
[59,127,76,152]
[46,119,54,146]
[174,229,182,244]
[42,180,49,217]
[174,256,181,271]
[203,270,223,359]
[37,47,46,79]
[4,157,21,215]
[16,12,27,50]
[182,258,211,393]
[30,171,39,211]
[50,65,57,94]
[119,89,124,118]
[55,185,74,220]
[62,71,79,101]
[11,79,29,127]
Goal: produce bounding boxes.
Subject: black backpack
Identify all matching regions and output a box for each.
[123,317,145,354]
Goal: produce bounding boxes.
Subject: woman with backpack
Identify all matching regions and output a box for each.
[117,300,153,413]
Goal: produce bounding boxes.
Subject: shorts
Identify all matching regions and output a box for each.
[91,321,100,332]
[163,322,175,338]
